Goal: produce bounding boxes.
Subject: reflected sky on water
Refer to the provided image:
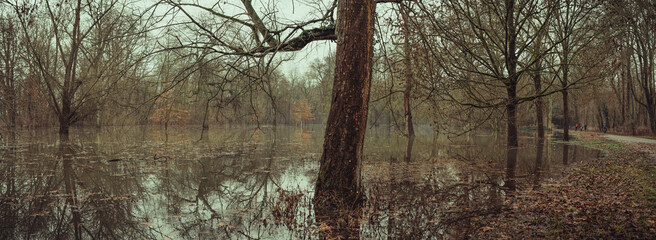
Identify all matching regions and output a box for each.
[0,125,600,239]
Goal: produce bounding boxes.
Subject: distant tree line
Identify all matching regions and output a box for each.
[0,0,654,140]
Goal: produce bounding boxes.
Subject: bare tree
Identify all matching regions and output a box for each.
[531,14,548,139]
[416,0,561,149]
[11,0,150,138]
[607,0,656,134]
[313,0,376,210]
[0,13,20,129]
[164,0,402,209]
[400,2,415,138]
[551,0,603,140]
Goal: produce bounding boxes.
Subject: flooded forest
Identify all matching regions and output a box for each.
[1,0,655,239]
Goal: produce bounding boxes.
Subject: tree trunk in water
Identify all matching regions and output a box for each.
[61,141,82,239]
[534,74,544,139]
[561,34,570,140]
[59,121,70,140]
[59,97,72,140]
[536,97,544,138]
[533,139,544,190]
[505,83,518,193]
[272,103,277,126]
[505,0,518,149]
[532,13,546,139]
[313,0,375,211]
[562,89,569,141]
[7,90,17,129]
[562,144,569,165]
[202,100,210,130]
[200,101,209,141]
[401,3,414,139]
[547,97,553,130]
[504,0,519,193]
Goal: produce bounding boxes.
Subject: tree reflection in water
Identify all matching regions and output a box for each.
[533,139,545,190]
[0,126,601,239]
[0,135,156,239]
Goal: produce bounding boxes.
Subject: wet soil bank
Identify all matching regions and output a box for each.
[470,132,656,238]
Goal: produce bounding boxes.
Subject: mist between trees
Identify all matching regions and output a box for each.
[0,0,654,210]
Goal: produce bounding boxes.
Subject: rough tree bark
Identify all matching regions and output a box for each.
[505,0,519,149]
[504,0,520,196]
[313,0,375,211]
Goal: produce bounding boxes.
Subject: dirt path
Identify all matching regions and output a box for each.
[603,134,656,145]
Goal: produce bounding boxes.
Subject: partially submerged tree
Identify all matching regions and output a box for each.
[313,0,376,209]
[416,0,561,150]
[400,2,415,139]
[163,0,394,209]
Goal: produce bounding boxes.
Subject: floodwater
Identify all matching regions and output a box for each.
[0,125,600,239]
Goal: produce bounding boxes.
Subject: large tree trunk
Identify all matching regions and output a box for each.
[505,85,518,192]
[505,0,519,194]
[313,0,375,210]
[505,0,519,149]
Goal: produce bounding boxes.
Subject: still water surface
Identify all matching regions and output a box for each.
[0,125,600,239]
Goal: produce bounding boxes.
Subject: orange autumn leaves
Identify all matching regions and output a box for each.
[150,93,189,125]
[291,98,315,126]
